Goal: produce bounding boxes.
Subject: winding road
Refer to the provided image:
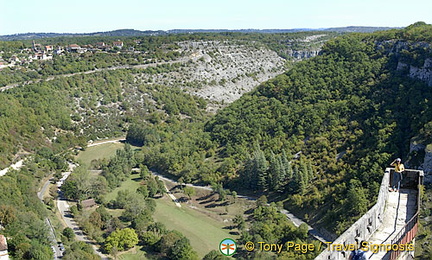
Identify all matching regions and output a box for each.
[56,163,110,259]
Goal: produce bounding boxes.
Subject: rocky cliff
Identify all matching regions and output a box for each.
[381,40,432,86]
[392,41,432,180]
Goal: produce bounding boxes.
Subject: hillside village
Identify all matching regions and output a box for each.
[0,40,131,69]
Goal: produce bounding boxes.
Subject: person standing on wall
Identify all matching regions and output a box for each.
[389,158,405,192]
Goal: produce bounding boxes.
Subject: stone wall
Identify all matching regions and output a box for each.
[316,169,390,260]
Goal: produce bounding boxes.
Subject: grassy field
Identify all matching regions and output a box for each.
[76,142,125,167]
[103,172,235,257]
[76,142,240,258]
[104,172,142,202]
[118,246,148,260]
[153,196,235,258]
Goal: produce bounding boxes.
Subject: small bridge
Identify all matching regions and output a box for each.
[316,168,423,260]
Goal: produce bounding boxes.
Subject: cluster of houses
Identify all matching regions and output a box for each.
[0,40,128,69]
[63,40,125,54]
[33,40,126,57]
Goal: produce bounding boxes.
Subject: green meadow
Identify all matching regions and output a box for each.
[77,142,236,258]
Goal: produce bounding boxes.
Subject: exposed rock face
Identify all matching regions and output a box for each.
[409,138,432,183]
[407,58,432,86]
[391,41,432,181]
[287,49,321,60]
[137,40,288,105]
[134,36,328,107]
[422,145,432,183]
[381,40,432,86]
[179,41,287,104]
[145,39,325,106]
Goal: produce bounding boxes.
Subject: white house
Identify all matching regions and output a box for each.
[113,41,124,49]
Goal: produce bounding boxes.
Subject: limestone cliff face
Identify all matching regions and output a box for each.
[391,41,432,180]
[409,140,432,183]
[286,49,321,60]
[396,58,432,86]
[380,40,432,86]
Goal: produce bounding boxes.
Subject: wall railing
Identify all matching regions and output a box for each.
[315,169,423,260]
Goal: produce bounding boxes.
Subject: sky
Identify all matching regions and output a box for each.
[1,0,431,35]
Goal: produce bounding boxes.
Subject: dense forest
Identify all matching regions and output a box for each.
[1,23,432,259]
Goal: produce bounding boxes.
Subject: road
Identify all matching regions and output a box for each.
[37,176,63,259]
[56,164,109,260]
[87,138,125,147]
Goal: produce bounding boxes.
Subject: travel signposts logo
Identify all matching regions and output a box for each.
[219,238,237,256]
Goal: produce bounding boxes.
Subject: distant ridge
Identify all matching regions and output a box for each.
[0,29,166,41]
[323,26,400,33]
[0,27,397,41]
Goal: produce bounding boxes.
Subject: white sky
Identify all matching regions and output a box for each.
[1,0,431,35]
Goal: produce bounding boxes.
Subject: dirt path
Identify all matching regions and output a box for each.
[0,159,24,177]
[87,137,126,147]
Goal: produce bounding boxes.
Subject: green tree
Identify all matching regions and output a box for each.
[183,186,196,200]
[346,181,368,216]
[203,250,230,260]
[267,151,282,191]
[62,227,75,241]
[28,240,53,260]
[147,177,159,197]
[137,185,149,198]
[104,228,138,252]
[156,230,183,254]
[169,237,199,260]
[0,204,17,226]
[233,214,246,231]
[140,164,150,179]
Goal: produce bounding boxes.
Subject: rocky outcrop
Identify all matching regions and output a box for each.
[407,58,432,86]
[285,49,320,60]
[392,40,432,181]
[380,40,432,86]
[396,58,432,86]
[409,137,432,183]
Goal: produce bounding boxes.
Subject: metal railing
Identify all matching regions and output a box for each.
[388,169,423,260]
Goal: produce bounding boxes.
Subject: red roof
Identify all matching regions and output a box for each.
[81,198,96,208]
